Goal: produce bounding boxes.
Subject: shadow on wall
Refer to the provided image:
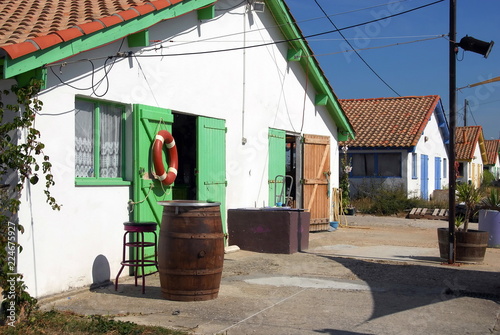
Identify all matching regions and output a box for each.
[91,254,112,289]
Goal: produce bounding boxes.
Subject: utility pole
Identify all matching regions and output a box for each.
[448,0,457,264]
[464,99,467,126]
[447,3,493,265]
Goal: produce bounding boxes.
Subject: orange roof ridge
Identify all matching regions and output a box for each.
[339,95,440,102]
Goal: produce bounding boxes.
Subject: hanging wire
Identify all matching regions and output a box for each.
[46,0,446,69]
[313,0,401,96]
[133,55,161,107]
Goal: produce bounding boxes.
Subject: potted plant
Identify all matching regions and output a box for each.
[478,188,500,248]
[438,183,489,263]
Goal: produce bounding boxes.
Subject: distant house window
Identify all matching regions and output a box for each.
[75,99,125,183]
[412,153,418,179]
[351,153,402,177]
[443,158,447,178]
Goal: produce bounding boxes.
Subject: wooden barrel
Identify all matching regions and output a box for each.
[455,230,488,263]
[157,201,224,301]
[437,227,451,260]
[437,228,488,263]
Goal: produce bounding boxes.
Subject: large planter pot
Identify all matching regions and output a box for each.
[345,207,356,216]
[437,228,489,263]
[478,209,500,248]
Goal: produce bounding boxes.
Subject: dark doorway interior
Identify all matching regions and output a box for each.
[286,135,298,207]
[172,113,197,200]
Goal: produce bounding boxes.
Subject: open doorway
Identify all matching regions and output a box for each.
[286,134,301,208]
[172,113,197,200]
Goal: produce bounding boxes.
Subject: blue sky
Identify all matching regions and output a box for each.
[285,0,500,140]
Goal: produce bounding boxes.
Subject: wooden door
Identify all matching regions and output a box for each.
[421,154,429,200]
[132,104,174,273]
[435,157,442,190]
[302,134,330,231]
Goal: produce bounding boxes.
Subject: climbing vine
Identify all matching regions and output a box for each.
[0,79,60,325]
[340,144,352,212]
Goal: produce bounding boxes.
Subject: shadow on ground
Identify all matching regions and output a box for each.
[317,254,500,321]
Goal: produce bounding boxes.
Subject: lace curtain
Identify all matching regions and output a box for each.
[99,105,122,178]
[75,101,94,178]
[75,101,122,178]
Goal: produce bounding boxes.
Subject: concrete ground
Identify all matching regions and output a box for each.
[40,215,500,335]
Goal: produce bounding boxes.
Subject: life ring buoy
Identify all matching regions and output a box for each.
[152,129,178,186]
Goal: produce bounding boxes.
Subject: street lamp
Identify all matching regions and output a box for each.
[448,1,494,264]
[458,36,494,58]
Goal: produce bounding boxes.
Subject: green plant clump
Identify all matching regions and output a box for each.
[482,170,496,187]
[482,188,500,211]
[371,188,412,215]
[0,309,187,335]
[456,182,483,232]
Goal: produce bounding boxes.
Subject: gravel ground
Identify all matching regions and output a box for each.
[222,214,500,296]
[39,214,500,335]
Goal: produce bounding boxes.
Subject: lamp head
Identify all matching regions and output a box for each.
[458,35,494,58]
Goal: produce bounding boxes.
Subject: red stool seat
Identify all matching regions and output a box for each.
[115,222,158,294]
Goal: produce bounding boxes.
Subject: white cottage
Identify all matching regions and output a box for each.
[339,96,450,200]
[455,126,487,187]
[483,139,500,181]
[0,0,354,297]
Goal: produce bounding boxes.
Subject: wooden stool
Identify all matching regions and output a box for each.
[115,222,158,294]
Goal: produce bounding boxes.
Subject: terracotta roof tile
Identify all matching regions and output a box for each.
[149,0,173,10]
[339,96,440,148]
[29,34,64,50]
[455,126,483,161]
[0,0,180,59]
[483,139,500,165]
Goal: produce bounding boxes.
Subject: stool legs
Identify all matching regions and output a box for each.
[115,230,158,294]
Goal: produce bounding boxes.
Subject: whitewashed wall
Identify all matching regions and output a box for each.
[349,109,449,200]
[470,144,484,186]
[488,156,500,180]
[9,0,341,297]
[407,110,449,199]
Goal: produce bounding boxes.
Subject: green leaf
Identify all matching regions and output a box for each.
[29,175,39,185]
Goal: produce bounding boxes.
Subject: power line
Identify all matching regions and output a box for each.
[165,0,415,49]
[313,35,445,57]
[289,0,414,26]
[47,0,445,67]
[313,0,401,96]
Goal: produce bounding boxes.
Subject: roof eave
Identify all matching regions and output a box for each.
[478,129,488,163]
[1,0,217,79]
[411,95,440,146]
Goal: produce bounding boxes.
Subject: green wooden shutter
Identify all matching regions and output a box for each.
[132,104,174,273]
[268,128,286,206]
[196,116,227,236]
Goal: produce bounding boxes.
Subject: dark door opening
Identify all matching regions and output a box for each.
[286,134,298,207]
[172,113,197,200]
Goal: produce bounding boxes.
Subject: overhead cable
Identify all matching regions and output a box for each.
[46,0,445,68]
[313,0,401,96]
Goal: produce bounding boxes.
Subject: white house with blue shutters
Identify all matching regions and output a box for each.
[340,96,450,201]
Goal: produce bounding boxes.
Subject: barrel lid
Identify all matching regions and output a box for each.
[158,200,220,207]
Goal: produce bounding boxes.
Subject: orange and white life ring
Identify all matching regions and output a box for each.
[152,129,178,186]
